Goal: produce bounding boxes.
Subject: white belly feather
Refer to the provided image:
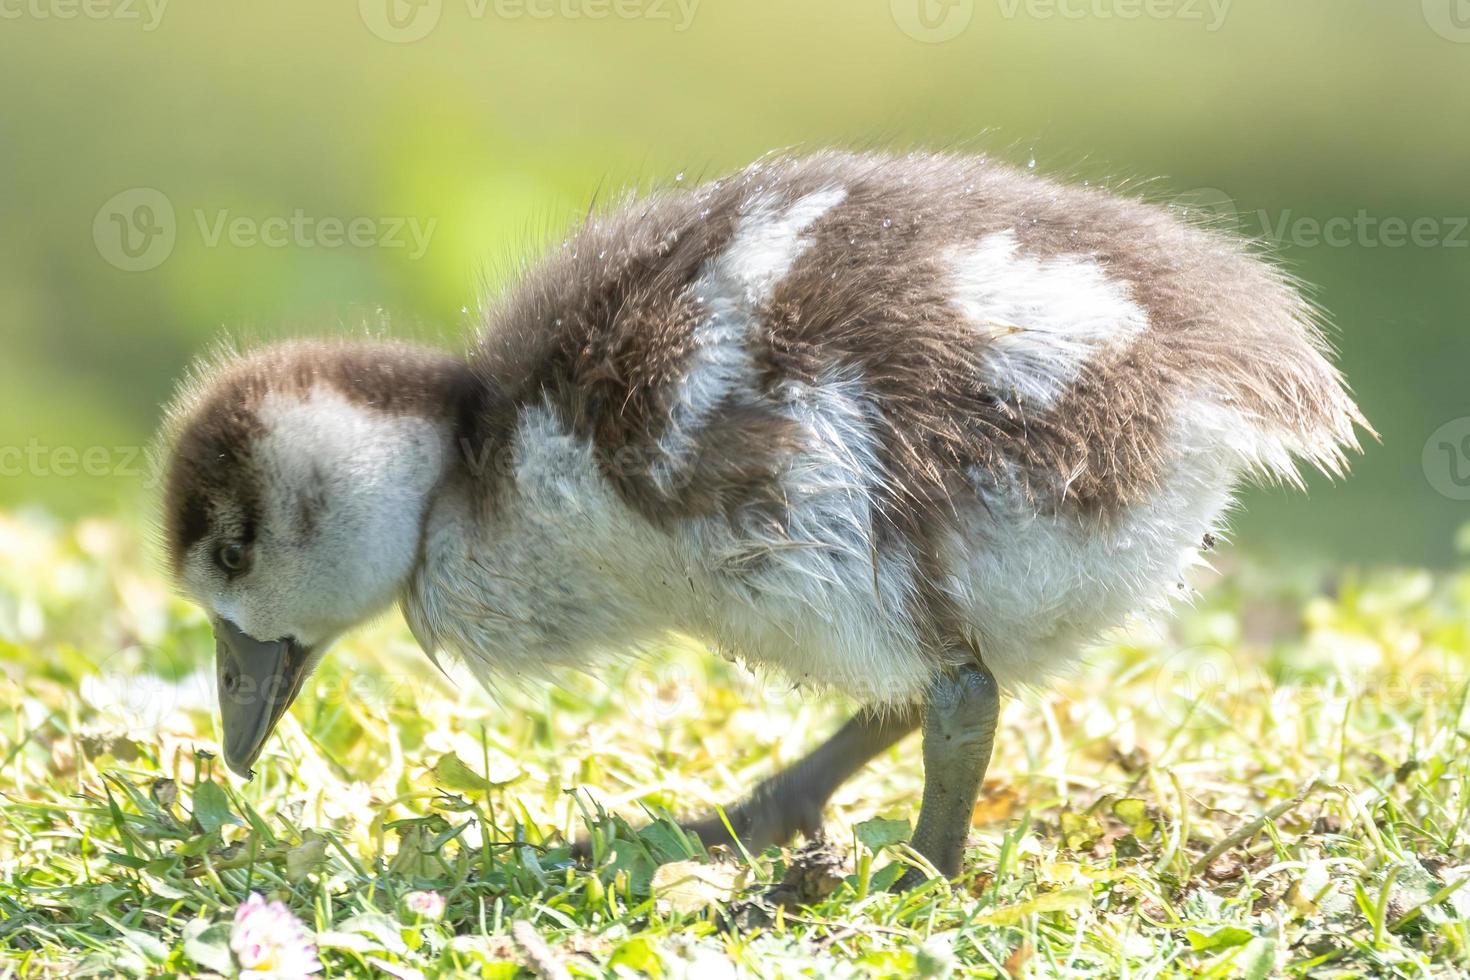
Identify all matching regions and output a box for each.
[407,394,1261,706]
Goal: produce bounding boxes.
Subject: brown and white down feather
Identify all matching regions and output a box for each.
[164,150,1367,709]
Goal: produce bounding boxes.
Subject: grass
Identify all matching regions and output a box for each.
[3,511,1470,977]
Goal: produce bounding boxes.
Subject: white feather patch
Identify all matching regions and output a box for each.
[947,230,1150,407]
[653,187,848,491]
[195,387,448,648]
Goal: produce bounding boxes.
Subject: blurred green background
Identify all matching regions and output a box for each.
[0,0,1466,564]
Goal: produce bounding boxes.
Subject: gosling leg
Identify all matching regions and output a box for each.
[680,706,919,854]
[895,659,1000,889]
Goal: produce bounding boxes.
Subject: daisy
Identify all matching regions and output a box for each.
[403,890,446,921]
[230,893,321,979]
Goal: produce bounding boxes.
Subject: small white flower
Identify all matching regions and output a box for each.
[403,890,446,920]
[231,893,322,979]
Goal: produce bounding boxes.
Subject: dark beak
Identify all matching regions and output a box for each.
[213,618,312,779]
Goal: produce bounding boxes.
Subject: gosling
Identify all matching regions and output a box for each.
[158,150,1367,885]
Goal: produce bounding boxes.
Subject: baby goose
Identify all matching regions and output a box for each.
[158,150,1366,885]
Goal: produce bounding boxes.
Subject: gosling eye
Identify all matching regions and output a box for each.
[216,542,248,575]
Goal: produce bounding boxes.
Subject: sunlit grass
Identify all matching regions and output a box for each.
[3,510,1470,976]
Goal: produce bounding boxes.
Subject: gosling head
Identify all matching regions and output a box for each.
[158,339,472,777]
